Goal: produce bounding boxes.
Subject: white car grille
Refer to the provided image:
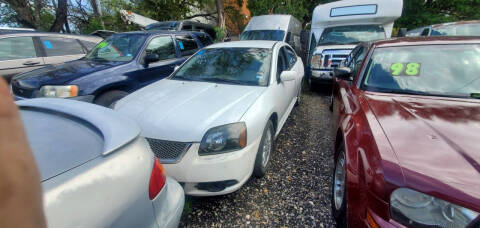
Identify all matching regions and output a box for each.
[146,138,191,164]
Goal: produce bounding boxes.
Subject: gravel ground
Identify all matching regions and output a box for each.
[180,88,336,227]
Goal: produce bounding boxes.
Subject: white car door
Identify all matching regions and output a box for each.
[272,45,297,127]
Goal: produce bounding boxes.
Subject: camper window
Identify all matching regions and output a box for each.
[330,4,377,17]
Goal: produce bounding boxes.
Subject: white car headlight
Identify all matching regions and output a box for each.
[38,85,78,98]
[199,122,246,155]
[390,188,479,227]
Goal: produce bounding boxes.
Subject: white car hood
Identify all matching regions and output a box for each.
[115,79,266,142]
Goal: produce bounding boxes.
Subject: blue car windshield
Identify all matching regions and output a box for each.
[240,30,285,41]
[85,34,147,62]
[362,44,480,99]
[172,48,272,86]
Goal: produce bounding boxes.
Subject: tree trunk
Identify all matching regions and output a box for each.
[216,0,225,28]
[4,0,38,29]
[49,0,68,32]
[89,0,105,29]
[33,0,42,26]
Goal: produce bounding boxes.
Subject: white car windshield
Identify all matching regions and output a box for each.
[362,44,480,99]
[172,48,272,86]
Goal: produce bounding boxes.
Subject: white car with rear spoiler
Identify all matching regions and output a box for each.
[17,98,184,228]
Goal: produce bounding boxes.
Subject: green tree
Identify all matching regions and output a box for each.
[396,0,480,29]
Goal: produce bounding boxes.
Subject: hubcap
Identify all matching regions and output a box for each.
[262,128,272,168]
[334,152,346,210]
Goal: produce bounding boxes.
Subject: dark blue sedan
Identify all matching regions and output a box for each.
[11,30,213,107]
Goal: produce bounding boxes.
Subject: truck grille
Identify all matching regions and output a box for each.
[323,53,349,68]
[146,138,191,164]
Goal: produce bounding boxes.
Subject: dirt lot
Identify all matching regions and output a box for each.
[180,88,336,227]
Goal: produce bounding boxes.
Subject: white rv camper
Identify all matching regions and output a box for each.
[307,0,402,87]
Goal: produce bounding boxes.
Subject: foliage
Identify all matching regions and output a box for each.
[396,0,480,29]
[246,0,336,24]
[214,26,226,42]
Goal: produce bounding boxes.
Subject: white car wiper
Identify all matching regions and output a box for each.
[200,78,251,85]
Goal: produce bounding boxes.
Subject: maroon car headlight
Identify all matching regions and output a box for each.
[390,188,479,227]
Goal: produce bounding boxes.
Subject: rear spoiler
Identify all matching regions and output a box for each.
[17,98,140,155]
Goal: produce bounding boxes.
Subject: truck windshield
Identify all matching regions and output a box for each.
[240,30,285,41]
[318,25,385,45]
[431,23,480,36]
[362,44,480,99]
[85,34,146,62]
[171,48,272,86]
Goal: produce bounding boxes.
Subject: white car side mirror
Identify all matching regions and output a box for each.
[280,71,296,82]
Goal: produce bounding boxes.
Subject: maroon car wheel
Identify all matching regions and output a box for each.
[332,144,347,227]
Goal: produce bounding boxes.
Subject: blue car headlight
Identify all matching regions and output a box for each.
[390,188,479,227]
[199,122,246,155]
[38,85,78,98]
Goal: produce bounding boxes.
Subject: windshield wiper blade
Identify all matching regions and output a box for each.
[200,78,249,85]
[373,88,470,99]
[90,57,109,62]
[171,75,194,81]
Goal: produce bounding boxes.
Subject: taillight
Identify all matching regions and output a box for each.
[311,54,323,69]
[148,158,166,200]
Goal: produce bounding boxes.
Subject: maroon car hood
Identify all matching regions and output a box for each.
[364,92,480,203]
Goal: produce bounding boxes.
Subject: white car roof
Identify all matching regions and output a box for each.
[206,40,279,49]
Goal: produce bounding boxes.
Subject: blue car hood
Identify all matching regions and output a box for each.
[13,59,126,89]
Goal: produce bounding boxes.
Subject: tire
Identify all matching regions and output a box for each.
[253,120,274,178]
[332,143,347,228]
[295,79,303,107]
[310,80,317,92]
[94,90,129,108]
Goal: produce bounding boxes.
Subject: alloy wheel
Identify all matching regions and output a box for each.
[334,152,346,210]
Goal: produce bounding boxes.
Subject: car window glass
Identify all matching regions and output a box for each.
[145,36,176,61]
[0,37,37,61]
[285,46,297,68]
[351,46,366,76]
[40,37,85,56]
[182,25,193,31]
[421,28,430,36]
[175,35,199,56]
[197,34,213,46]
[277,48,287,82]
[80,41,99,52]
[346,46,361,68]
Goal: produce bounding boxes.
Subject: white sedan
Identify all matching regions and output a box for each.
[115,41,304,196]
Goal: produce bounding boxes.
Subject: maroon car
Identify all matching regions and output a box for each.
[331,37,480,228]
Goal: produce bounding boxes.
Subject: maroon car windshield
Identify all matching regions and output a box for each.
[362,44,480,99]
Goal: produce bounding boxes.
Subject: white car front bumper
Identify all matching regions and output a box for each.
[163,138,261,196]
